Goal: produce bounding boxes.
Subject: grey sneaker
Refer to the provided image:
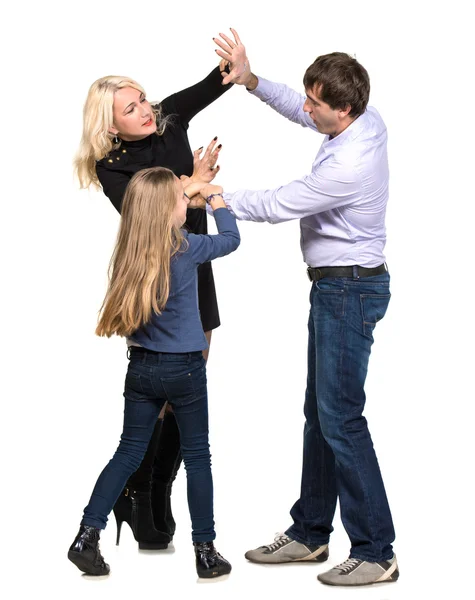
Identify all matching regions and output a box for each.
[245,532,329,564]
[317,555,399,586]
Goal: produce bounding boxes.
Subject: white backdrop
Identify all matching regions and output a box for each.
[2,1,473,598]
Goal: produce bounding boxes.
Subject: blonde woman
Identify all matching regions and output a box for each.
[74,48,250,550]
[68,167,240,578]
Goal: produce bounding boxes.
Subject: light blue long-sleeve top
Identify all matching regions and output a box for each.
[224,77,389,268]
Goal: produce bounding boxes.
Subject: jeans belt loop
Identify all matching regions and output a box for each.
[352,265,359,279]
[126,347,131,360]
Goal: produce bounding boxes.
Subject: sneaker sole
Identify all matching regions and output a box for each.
[197,567,232,579]
[246,548,329,565]
[67,550,110,576]
[318,567,399,586]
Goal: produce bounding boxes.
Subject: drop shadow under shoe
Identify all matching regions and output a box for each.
[68,525,110,576]
[194,541,232,578]
[245,533,329,564]
[317,555,399,586]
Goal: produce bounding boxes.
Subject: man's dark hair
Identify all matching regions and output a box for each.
[303,52,370,118]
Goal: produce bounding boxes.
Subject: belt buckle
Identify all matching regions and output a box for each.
[307,267,322,282]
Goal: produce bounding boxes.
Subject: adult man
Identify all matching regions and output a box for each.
[213,30,398,587]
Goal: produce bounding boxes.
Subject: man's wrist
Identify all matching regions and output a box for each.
[244,73,259,91]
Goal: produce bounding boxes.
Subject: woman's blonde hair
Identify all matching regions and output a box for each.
[74,75,168,189]
[96,167,186,338]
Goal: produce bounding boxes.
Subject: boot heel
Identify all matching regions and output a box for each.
[112,486,172,550]
[115,514,123,546]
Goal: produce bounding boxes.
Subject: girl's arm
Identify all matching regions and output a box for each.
[187,184,240,263]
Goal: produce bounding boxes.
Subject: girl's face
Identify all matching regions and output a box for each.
[173,177,190,227]
[110,87,157,141]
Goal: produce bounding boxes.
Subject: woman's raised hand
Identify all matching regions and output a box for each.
[213,28,251,86]
[191,137,222,184]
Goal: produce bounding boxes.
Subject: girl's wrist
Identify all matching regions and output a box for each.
[206,192,224,205]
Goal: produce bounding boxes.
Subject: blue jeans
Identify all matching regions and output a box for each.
[81,349,215,543]
[286,272,395,561]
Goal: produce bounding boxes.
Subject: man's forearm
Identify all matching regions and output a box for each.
[243,72,259,91]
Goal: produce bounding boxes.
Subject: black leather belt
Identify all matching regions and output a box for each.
[307,263,387,282]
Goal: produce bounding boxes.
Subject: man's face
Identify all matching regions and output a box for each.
[303,85,341,137]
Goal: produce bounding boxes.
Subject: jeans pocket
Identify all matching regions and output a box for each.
[315,279,346,319]
[161,369,201,408]
[360,293,391,340]
[124,370,145,399]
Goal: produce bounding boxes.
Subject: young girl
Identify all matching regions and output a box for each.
[68,167,240,578]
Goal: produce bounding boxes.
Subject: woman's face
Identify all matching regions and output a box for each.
[110,87,157,141]
[173,177,190,227]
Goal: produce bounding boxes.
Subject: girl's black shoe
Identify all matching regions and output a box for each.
[113,487,171,550]
[68,525,110,576]
[193,541,232,578]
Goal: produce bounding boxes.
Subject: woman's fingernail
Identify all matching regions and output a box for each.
[213,136,218,141]
[199,146,203,150]
[217,144,222,149]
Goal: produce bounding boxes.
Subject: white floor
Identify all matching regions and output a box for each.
[16,470,469,600]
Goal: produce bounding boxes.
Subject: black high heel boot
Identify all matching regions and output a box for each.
[151,410,182,537]
[194,541,232,578]
[68,525,110,576]
[113,487,171,550]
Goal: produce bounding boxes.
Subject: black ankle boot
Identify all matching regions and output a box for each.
[151,411,182,537]
[68,525,110,576]
[113,487,171,550]
[193,541,232,578]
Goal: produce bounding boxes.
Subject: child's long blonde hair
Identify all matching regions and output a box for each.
[74,75,168,189]
[96,167,186,338]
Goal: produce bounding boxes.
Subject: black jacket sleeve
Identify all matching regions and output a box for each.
[96,162,130,214]
[161,67,233,126]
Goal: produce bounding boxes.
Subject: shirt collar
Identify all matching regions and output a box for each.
[322,109,369,148]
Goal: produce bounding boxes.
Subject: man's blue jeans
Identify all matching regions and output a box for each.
[81,349,215,543]
[286,272,395,561]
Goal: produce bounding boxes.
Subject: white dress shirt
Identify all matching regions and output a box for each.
[224,76,389,268]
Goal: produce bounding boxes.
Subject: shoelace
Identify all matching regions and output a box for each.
[335,558,362,573]
[264,533,291,552]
